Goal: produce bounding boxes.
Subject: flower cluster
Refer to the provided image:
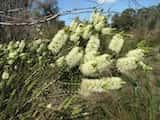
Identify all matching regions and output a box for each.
[82,24,93,40]
[0,38,50,80]
[80,54,111,77]
[116,57,138,73]
[48,30,68,54]
[90,11,107,31]
[79,77,125,96]
[65,47,84,68]
[116,48,151,73]
[85,35,100,54]
[126,48,145,61]
[108,33,124,53]
[55,47,84,68]
[79,33,112,77]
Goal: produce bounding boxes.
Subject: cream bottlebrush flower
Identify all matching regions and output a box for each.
[80,54,111,76]
[65,47,84,68]
[90,11,100,25]
[55,56,66,68]
[48,30,68,54]
[126,49,145,61]
[85,35,100,54]
[90,12,106,25]
[82,24,93,40]
[95,21,105,31]
[79,78,105,96]
[108,33,124,53]
[2,71,9,80]
[80,60,98,77]
[116,57,138,73]
[70,19,79,31]
[79,77,125,96]
[102,77,126,90]
[83,51,98,63]
[70,33,80,42]
[96,54,111,72]
[75,23,84,36]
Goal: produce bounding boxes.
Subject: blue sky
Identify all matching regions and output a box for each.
[58,0,160,25]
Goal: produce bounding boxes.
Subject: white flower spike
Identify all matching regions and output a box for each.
[79,77,125,96]
[65,47,84,68]
[48,30,68,54]
[116,57,138,73]
[85,35,100,54]
[126,48,145,61]
[109,33,124,53]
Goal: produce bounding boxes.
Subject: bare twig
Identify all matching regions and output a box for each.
[0,8,24,14]
[0,14,30,22]
[0,7,97,26]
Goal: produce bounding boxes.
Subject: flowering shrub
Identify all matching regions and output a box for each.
[0,11,154,120]
[0,11,152,100]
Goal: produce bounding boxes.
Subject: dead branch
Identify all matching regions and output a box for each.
[0,8,24,14]
[0,7,97,26]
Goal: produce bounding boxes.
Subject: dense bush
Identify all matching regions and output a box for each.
[0,11,153,119]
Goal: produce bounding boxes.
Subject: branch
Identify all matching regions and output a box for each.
[0,8,24,14]
[0,7,97,26]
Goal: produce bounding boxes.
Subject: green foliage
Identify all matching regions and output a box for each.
[112,8,137,31]
[112,4,160,32]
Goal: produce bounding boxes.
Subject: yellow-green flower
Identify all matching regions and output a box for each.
[48,30,68,54]
[80,60,98,77]
[109,33,124,53]
[126,48,145,61]
[79,77,125,96]
[70,33,80,42]
[80,54,111,76]
[56,56,66,68]
[85,35,100,54]
[95,21,105,31]
[70,19,79,31]
[83,51,98,63]
[96,54,111,72]
[116,57,138,73]
[75,23,84,35]
[82,24,93,40]
[65,47,84,68]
